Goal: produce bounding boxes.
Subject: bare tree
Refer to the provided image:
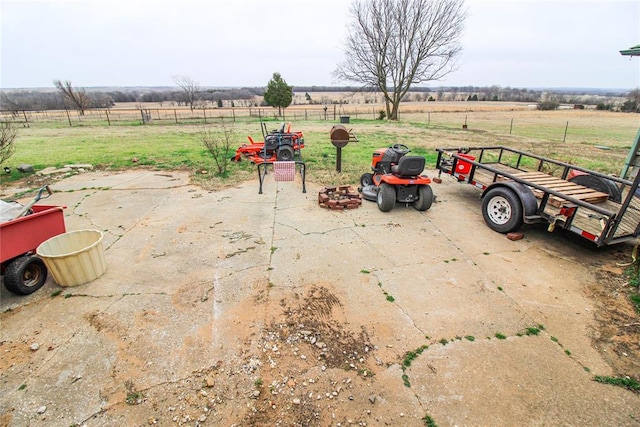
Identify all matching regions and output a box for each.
[0,123,17,166]
[172,75,201,111]
[53,80,92,115]
[199,124,236,176]
[335,0,466,120]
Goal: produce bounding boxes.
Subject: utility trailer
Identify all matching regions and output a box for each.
[435,146,640,246]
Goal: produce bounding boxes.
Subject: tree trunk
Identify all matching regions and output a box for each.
[389,102,399,121]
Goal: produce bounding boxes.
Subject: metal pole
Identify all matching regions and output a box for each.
[336,147,342,173]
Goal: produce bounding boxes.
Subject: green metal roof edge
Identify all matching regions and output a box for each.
[620,44,640,56]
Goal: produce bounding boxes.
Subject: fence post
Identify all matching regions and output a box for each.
[174,109,178,124]
[509,118,513,134]
[105,109,111,126]
[65,110,72,127]
[232,108,236,122]
[563,121,569,142]
[203,107,207,124]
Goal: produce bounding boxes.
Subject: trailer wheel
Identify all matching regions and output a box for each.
[3,256,48,295]
[360,173,373,187]
[377,183,396,212]
[482,187,523,233]
[277,146,295,161]
[414,185,434,211]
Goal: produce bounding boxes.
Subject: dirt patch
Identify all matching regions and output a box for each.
[587,255,640,386]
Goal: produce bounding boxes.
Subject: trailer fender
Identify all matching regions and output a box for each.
[482,182,537,218]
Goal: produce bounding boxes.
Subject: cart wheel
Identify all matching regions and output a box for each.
[482,187,523,233]
[376,183,396,212]
[4,255,48,295]
[277,146,295,161]
[414,185,434,211]
[360,173,373,187]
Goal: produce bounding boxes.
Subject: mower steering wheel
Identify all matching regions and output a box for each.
[391,144,410,155]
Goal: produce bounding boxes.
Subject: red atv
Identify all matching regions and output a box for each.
[359,144,434,212]
[232,122,304,164]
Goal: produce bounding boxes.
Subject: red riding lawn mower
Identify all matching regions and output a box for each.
[359,144,434,212]
[231,122,304,164]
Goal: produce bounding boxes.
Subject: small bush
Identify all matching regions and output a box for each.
[537,101,559,111]
[377,110,387,120]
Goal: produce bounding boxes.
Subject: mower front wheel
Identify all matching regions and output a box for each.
[376,183,396,212]
[414,185,434,211]
[360,173,373,187]
[277,146,295,161]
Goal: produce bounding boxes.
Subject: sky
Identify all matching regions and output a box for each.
[1,0,639,90]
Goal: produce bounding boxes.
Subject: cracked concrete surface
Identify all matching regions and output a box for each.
[1,170,638,426]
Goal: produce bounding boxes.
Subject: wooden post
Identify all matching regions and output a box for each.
[105,109,111,126]
[509,118,513,134]
[333,104,336,121]
[232,108,236,122]
[174,109,178,124]
[203,107,207,124]
[428,112,431,125]
[66,110,72,127]
[563,121,569,142]
[140,109,145,125]
[22,110,29,127]
[305,109,307,121]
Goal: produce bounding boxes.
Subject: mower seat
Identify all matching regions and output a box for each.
[391,156,425,177]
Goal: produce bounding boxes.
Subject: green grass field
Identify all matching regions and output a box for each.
[1,105,638,191]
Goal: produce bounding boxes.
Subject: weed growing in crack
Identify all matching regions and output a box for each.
[360,269,370,274]
[50,290,62,297]
[495,333,507,340]
[402,374,411,387]
[270,246,278,254]
[465,335,475,342]
[423,414,439,427]
[564,349,572,356]
[594,375,640,391]
[386,294,395,302]
[439,338,448,345]
[402,345,428,370]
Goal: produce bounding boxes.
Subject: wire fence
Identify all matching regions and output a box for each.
[0,105,392,127]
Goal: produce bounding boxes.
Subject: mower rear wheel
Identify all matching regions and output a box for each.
[414,185,434,211]
[376,183,396,212]
[4,255,48,295]
[277,146,295,161]
[482,187,523,233]
[360,173,373,187]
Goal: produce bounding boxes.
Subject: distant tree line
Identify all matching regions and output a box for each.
[0,86,264,115]
[1,85,637,114]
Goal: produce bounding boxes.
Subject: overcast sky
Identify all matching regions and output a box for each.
[1,0,639,90]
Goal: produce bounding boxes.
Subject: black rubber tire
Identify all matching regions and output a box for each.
[376,183,396,212]
[482,187,523,233]
[3,256,48,295]
[360,173,374,187]
[276,146,295,161]
[414,185,434,211]
[568,174,622,203]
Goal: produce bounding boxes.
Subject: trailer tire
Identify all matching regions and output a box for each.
[4,255,48,295]
[377,183,396,212]
[414,185,434,211]
[277,146,295,161]
[482,187,523,233]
